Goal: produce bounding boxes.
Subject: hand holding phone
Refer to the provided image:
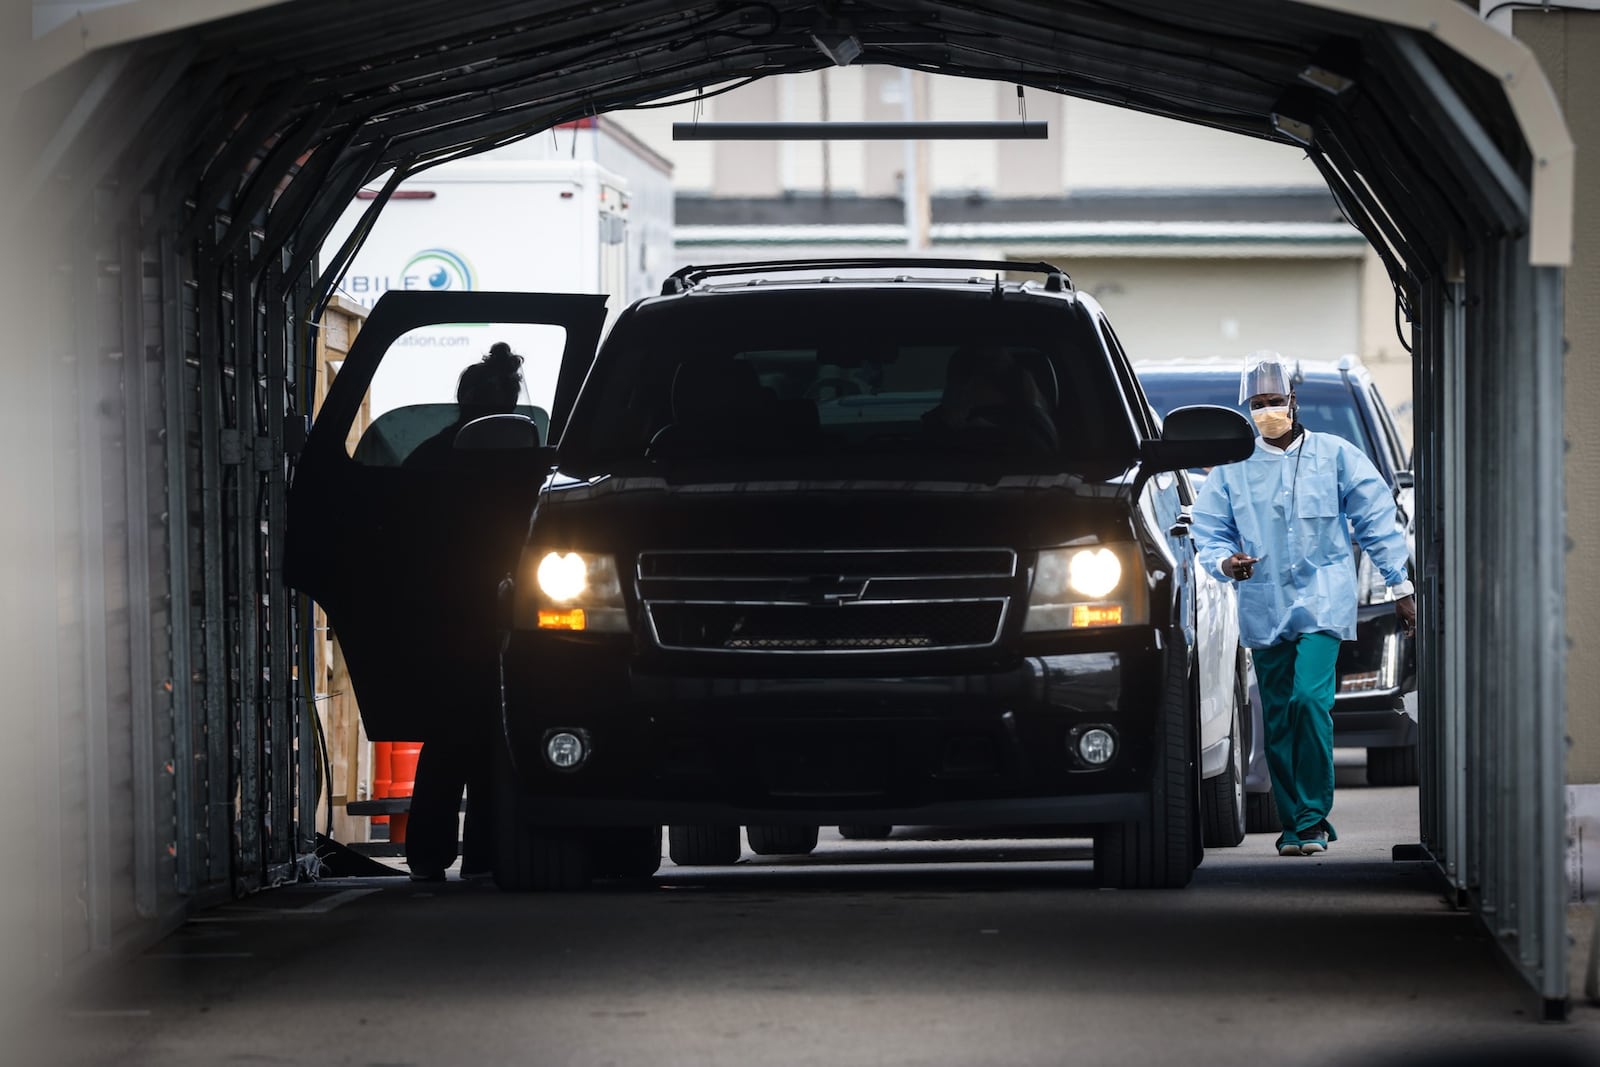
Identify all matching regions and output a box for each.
[1225,552,1260,581]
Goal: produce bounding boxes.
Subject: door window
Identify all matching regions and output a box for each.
[347,321,566,467]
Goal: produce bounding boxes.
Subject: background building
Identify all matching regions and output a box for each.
[612,70,1413,436]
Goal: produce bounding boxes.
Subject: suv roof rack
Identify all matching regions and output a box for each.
[661,257,1074,296]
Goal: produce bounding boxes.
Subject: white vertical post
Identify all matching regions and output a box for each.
[900,67,917,251]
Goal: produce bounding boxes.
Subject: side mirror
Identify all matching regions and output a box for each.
[1394,469,1415,490]
[1142,405,1255,474]
[454,413,542,451]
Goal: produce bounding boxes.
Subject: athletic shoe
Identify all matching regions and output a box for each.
[1277,841,1304,857]
[408,868,446,882]
[1299,829,1329,855]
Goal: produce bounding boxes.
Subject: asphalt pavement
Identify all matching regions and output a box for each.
[28,756,1600,1066]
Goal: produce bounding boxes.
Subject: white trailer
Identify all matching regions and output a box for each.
[319,120,673,423]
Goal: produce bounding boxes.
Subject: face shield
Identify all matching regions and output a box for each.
[1239,352,1296,404]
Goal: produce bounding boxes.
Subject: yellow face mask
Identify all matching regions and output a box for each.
[1251,405,1293,438]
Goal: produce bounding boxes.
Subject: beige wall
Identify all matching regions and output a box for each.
[1060,98,1324,192]
[1358,246,1415,437]
[928,73,998,191]
[1058,256,1363,365]
[612,94,713,192]
[710,76,780,196]
[612,70,1331,198]
[997,82,1064,197]
[775,66,867,194]
[861,66,907,197]
[1517,13,1600,784]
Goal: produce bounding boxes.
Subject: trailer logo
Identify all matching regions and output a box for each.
[402,248,476,292]
[340,247,479,307]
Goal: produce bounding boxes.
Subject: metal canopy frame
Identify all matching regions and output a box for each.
[7,0,1572,1010]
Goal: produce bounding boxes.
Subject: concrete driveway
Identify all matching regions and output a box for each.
[31,761,1600,1066]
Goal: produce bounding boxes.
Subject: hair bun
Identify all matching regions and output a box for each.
[483,341,523,374]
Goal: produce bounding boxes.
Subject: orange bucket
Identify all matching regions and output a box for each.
[388,742,424,844]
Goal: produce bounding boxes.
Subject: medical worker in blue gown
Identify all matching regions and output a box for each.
[1191,353,1417,857]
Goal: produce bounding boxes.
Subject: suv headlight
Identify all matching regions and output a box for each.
[1023,544,1149,632]
[514,549,629,633]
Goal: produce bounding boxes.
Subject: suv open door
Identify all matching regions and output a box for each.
[287,290,607,740]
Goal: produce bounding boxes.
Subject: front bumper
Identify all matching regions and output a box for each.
[499,629,1175,827]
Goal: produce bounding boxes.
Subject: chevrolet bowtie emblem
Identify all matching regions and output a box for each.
[789,575,868,605]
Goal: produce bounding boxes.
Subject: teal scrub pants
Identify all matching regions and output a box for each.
[1252,631,1342,849]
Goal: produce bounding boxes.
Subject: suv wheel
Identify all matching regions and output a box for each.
[1094,643,1198,889]
[590,826,663,880]
[746,824,819,856]
[668,825,742,866]
[1367,744,1419,787]
[1246,789,1283,834]
[490,744,592,891]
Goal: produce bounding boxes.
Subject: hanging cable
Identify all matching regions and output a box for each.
[617,75,763,110]
[1394,287,1415,354]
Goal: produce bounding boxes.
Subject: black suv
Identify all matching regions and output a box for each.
[287,259,1256,891]
[1136,357,1419,786]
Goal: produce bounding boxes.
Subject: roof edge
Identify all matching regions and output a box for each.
[1291,0,1574,267]
[22,0,293,89]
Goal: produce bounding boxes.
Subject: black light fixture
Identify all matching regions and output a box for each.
[672,121,1048,141]
[1299,65,1355,95]
[811,32,862,66]
[1270,113,1315,146]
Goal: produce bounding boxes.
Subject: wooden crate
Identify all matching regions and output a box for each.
[310,296,374,844]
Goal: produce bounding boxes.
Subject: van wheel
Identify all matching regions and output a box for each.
[590,826,663,880]
[1246,790,1283,834]
[839,825,893,840]
[746,824,819,856]
[1201,663,1247,848]
[1367,744,1419,787]
[668,825,741,866]
[1095,641,1198,889]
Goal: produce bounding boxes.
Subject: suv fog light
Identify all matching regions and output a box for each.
[1074,727,1117,766]
[545,730,589,770]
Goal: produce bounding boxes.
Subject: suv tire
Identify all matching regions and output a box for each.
[1095,643,1198,889]
[747,824,819,856]
[590,826,663,880]
[490,744,592,891]
[1246,789,1283,834]
[668,824,742,866]
[1367,744,1419,787]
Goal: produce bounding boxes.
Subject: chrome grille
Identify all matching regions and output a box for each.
[638,548,1016,654]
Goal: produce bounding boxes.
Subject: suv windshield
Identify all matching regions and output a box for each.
[560,289,1135,474]
[1138,373,1378,470]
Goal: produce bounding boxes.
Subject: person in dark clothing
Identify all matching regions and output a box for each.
[923,343,1059,454]
[403,342,523,881]
[403,341,526,470]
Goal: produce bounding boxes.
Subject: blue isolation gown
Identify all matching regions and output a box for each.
[1192,429,1410,650]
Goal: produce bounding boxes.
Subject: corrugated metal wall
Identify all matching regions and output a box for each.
[1,143,319,1032]
[1414,251,1570,1012]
